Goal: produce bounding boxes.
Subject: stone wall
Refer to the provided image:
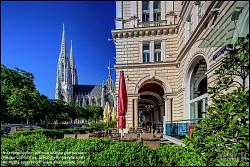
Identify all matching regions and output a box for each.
[113,1,246,130]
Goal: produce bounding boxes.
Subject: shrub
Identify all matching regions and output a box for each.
[95,141,161,166]
[156,144,205,166]
[13,129,64,139]
[25,137,114,166]
[1,133,47,166]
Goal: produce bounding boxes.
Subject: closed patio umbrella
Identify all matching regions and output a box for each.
[106,102,111,123]
[111,106,117,121]
[103,102,109,123]
[118,71,128,138]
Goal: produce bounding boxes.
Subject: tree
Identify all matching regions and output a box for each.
[67,100,79,124]
[184,37,249,165]
[7,87,40,125]
[1,64,38,124]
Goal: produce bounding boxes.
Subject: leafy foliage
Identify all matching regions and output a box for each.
[184,37,249,165]
[1,64,107,126]
[156,144,205,166]
[95,141,161,166]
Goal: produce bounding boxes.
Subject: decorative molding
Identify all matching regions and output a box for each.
[114,61,178,69]
[112,25,178,39]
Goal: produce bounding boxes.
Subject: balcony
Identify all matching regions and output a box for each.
[138,20,169,28]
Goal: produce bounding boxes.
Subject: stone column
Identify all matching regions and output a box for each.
[153,107,159,124]
[163,97,172,135]
[159,103,165,123]
[133,97,139,129]
[164,98,172,122]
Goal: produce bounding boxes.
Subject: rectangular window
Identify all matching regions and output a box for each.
[142,12,150,22]
[142,1,150,10]
[143,43,150,62]
[142,1,150,22]
[153,12,161,22]
[153,1,161,21]
[153,1,161,9]
[154,42,161,62]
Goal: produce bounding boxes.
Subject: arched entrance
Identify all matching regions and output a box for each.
[138,82,165,132]
[186,56,208,119]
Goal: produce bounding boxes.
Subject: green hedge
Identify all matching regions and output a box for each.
[1,134,48,166]
[95,141,161,166]
[156,144,205,166]
[1,134,160,166]
[13,129,64,139]
[2,133,245,166]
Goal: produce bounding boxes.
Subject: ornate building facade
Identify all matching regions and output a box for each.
[111,1,249,133]
[55,25,116,109]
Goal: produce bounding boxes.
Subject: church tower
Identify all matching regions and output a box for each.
[106,61,114,92]
[55,24,73,102]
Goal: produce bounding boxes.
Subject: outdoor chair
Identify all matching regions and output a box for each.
[110,132,120,139]
[97,131,105,137]
[135,127,143,134]
[128,127,135,133]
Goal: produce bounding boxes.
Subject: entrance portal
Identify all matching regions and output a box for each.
[138,82,165,132]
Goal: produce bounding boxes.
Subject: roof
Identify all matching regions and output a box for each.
[73,85,102,96]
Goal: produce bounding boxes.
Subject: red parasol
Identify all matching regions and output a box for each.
[118,71,128,130]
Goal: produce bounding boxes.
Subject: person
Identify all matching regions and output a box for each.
[152,123,156,134]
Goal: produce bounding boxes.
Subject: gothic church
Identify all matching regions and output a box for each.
[55,25,115,108]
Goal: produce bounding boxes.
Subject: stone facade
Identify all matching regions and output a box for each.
[111,1,249,133]
[55,25,116,109]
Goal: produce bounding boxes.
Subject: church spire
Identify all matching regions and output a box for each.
[55,24,72,102]
[70,40,78,85]
[70,40,74,66]
[60,24,67,60]
[106,61,114,91]
[108,60,111,76]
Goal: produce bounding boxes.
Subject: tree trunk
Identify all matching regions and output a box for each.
[26,117,29,125]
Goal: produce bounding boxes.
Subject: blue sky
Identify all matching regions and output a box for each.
[1,1,116,99]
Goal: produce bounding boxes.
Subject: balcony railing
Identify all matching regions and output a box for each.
[164,118,204,139]
[138,20,176,28]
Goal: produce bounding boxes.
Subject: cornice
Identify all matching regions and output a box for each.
[114,61,178,69]
[111,24,178,39]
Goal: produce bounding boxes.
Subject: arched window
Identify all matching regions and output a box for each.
[188,58,208,119]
